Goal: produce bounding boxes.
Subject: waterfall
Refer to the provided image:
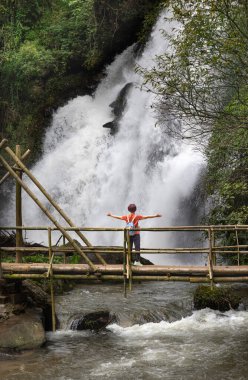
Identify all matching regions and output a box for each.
[5,14,204,264]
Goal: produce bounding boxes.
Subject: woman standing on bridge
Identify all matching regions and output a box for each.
[107,204,162,265]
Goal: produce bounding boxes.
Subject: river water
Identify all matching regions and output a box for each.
[1,282,248,380]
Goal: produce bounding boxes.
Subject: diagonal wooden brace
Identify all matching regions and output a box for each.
[0,153,96,271]
[0,149,31,185]
[4,145,106,265]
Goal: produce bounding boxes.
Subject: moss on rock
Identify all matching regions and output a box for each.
[193,285,240,312]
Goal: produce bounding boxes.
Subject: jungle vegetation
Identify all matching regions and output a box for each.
[0,0,162,158]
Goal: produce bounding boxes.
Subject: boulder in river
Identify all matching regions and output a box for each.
[70,310,117,331]
[193,285,241,312]
[0,310,46,350]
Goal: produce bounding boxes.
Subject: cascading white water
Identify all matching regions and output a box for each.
[6,15,204,263]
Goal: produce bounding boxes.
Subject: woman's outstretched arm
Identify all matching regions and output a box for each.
[141,214,162,220]
[107,212,123,220]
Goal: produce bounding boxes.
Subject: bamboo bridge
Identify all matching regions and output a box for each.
[0,139,248,330]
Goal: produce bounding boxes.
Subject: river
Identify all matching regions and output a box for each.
[1,282,248,380]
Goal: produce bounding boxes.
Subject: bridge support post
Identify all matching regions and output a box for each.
[15,145,23,263]
[208,228,214,288]
[48,228,56,332]
[235,227,240,266]
[123,229,127,298]
[127,233,132,291]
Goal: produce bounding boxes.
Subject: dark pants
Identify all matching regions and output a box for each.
[129,234,140,262]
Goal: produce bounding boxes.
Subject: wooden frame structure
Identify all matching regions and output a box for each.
[0,139,248,331]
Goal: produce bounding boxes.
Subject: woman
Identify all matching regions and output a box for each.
[107,204,162,265]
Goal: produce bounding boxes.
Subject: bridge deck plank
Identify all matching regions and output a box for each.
[2,263,248,276]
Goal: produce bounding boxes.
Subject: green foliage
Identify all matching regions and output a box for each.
[1,253,63,263]
[141,0,248,141]
[68,253,80,264]
[0,0,159,161]
[138,1,166,44]
[194,285,240,312]
[206,93,248,227]
[3,41,56,84]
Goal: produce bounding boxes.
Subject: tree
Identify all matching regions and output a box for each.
[141,0,248,144]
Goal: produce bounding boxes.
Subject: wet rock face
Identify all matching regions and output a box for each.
[70,310,117,331]
[22,279,59,331]
[193,285,241,312]
[0,311,46,350]
[103,83,133,134]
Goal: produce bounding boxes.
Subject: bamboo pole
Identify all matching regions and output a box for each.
[1,225,248,232]
[0,139,8,149]
[3,262,248,275]
[15,145,23,263]
[208,228,214,288]
[212,230,216,266]
[235,227,240,266]
[47,229,56,332]
[123,229,127,298]
[4,146,106,265]
[63,235,67,264]
[47,228,55,278]
[0,154,96,271]
[126,231,132,290]
[213,245,248,249]
[0,252,3,280]
[0,149,31,185]
[2,247,248,255]
[3,273,248,283]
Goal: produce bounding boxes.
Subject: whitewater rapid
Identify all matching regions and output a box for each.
[5,14,204,263]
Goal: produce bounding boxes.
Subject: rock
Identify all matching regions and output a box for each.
[109,83,133,117]
[0,310,46,349]
[103,83,133,134]
[70,310,117,331]
[22,279,59,331]
[193,285,241,312]
[22,279,48,306]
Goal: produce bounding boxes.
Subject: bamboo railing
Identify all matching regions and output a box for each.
[0,224,247,332]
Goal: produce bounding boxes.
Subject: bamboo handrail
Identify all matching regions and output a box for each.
[213,245,248,249]
[1,247,248,255]
[127,232,132,291]
[208,228,214,287]
[123,229,127,297]
[1,225,248,231]
[15,145,23,263]
[235,227,240,266]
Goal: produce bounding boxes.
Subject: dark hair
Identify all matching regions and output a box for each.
[128,204,136,213]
